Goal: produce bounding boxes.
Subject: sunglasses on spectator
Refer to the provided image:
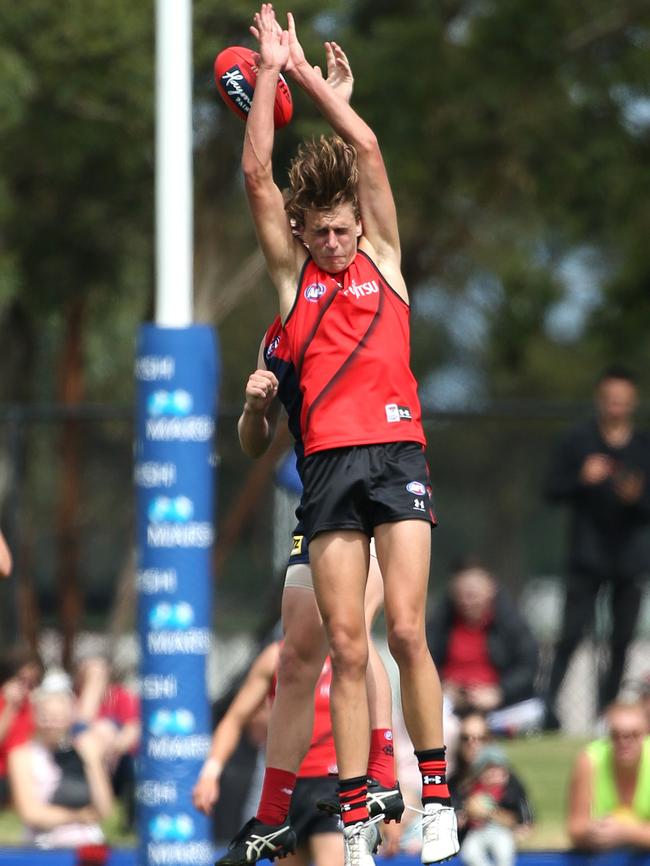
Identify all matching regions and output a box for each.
[460,733,488,743]
[610,729,644,741]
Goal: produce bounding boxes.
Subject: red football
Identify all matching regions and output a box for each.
[214,45,293,129]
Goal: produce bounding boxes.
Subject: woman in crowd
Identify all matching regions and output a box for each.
[567,700,650,851]
[8,671,113,849]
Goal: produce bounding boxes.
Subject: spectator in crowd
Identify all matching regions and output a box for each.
[458,745,533,866]
[0,646,44,804]
[426,559,539,719]
[448,712,493,811]
[543,366,650,727]
[73,654,140,828]
[7,670,113,848]
[567,700,650,851]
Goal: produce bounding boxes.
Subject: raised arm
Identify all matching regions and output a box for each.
[285,14,403,285]
[242,5,303,317]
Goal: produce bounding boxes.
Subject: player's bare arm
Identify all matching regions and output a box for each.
[284,14,407,300]
[237,338,281,458]
[193,642,280,815]
[243,5,304,318]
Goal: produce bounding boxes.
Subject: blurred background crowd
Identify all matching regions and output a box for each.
[1,0,650,862]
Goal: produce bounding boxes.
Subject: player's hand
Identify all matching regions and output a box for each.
[285,12,308,75]
[244,369,278,414]
[250,4,289,73]
[580,454,612,485]
[192,773,221,815]
[379,819,402,857]
[322,42,354,103]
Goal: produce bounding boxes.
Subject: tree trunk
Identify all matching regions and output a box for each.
[56,296,85,671]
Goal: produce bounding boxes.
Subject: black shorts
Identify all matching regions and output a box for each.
[289,777,341,844]
[288,520,310,566]
[301,442,437,542]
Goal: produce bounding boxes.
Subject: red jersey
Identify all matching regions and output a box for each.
[99,683,140,727]
[442,615,499,688]
[0,695,34,776]
[297,657,337,778]
[269,656,336,779]
[284,250,426,456]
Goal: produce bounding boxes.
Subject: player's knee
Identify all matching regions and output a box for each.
[327,626,368,679]
[387,620,427,667]
[277,639,323,690]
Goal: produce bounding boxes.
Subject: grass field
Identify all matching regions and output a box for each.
[0,733,586,851]
[504,733,588,849]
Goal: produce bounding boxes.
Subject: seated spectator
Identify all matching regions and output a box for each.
[567,700,650,851]
[427,558,539,721]
[459,745,533,866]
[73,654,140,829]
[7,670,113,848]
[448,711,493,813]
[0,646,44,805]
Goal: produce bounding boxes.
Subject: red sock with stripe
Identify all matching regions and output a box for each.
[367,728,396,788]
[338,775,369,826]
[256,767,296,825]
[415,747,451,806]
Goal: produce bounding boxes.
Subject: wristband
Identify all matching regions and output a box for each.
[201,757,223,779]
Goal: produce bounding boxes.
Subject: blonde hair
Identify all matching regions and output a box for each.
[284,135,359,229]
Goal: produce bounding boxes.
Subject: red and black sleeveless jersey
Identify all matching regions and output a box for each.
[283,250,426,456]
[263,316,304,471]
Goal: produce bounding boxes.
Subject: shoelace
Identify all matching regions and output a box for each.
[344,812,386,865]
[406,805,440,839]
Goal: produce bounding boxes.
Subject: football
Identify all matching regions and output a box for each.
[214,45,293,129]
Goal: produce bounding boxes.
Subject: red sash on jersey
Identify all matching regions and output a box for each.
[284,250,426,455]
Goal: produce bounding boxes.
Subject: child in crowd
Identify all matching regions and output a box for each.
[459,745,532,866]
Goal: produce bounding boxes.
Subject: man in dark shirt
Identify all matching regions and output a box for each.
[543,365,650,724]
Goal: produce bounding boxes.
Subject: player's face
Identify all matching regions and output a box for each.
[301,203,362,274]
